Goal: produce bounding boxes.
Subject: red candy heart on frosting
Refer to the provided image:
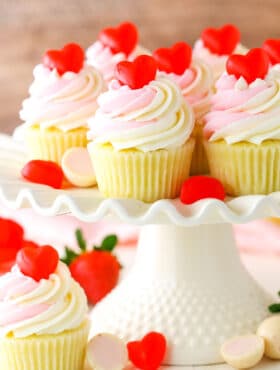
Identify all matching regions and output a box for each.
[16,245,59,281]
[201,24,240,55]
[262,39,280,65]
[127,332,167,370]
[116,55,157,89]
[99,21,138,56]
[153,42,192,75]
[43,43,84,76]
[226,48,269,84]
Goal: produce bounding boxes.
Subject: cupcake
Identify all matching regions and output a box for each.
[153,42,214,174]
[86,21,150,84]
[193,24,248,82]
[20,43,105,164]
[0,245,89,370]
[87,55,195,202]
[203,48,280,196]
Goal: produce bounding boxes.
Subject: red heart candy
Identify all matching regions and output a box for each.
[43,43,84,76]
[16,245,59,281]
[153,42,192,75]
[201,24,240,55]
[116,55,157,89]
[21,160,64,189]
[226,48,269,84]
[99,22,138,56]
[262,39,280,65]
[180,176,226,205]
[127,332,167,370]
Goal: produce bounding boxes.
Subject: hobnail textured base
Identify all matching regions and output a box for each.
[90,224,271,365]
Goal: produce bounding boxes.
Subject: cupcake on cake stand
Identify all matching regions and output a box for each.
[0,133,279,367]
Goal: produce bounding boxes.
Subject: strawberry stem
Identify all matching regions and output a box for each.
[93,234,118,252]
[269,303,280,313]
[75,229,87,252]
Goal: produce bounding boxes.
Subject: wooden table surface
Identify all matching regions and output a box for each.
[1,0,280,134]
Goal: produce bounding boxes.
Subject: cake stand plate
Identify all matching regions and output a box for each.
[0,133,279,366]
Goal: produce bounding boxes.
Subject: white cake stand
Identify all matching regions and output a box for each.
[1,133,280,366]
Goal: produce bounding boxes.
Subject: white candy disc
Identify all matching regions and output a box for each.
[257,315,280,359]
[87,333,128,370]
[221,334,264,369]
[61,147,96,188]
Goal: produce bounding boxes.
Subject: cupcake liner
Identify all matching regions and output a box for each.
[88,139,195,202]
[25,126,88,164]
[190,123,209,175]
[0,320,90,370]
[204,140,280,196]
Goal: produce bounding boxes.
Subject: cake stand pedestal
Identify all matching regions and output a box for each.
[90,223,271,366]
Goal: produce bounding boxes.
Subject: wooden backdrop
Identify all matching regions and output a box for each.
[1,0,280,134]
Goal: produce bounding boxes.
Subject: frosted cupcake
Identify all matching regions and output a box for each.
[0,245,89,370]
[153,42,214,174]
[88,55,195,202]
[203,48,280,196]
[20,43,105,164]
[193,24,247,82]
[86,22,150,84]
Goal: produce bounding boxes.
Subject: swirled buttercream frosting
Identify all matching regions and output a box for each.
[204,73,280,144]
[159,58,213,120]
[20,64,105,132]
[88,77,194,152]
[0,262,88,338]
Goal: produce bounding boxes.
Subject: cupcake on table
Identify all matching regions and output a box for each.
[0,245,89,370]
[87,55,195,202]
[20,43,105,164]
[153,41,214,174]
[86,21,150,84]
[193,24,248,82]
[204,47,280,196]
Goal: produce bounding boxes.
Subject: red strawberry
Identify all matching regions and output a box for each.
[61,230,120,304]
[0,218,24,263]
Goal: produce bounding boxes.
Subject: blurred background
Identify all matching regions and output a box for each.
[1,0,280,134]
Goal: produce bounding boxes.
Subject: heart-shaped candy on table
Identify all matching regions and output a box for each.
[226,48,269,84]
[201,24,240,55]
[127,332,167,370]
[116,55,157,89]
[262,39,280,65]
[153,41,192,75]
[99,21,138,56]
[43,43,84,76]
[16,245,59,281]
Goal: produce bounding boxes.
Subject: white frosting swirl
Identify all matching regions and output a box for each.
[0,262,88,338]
[20,64,105,132]
[88,77,194,152]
